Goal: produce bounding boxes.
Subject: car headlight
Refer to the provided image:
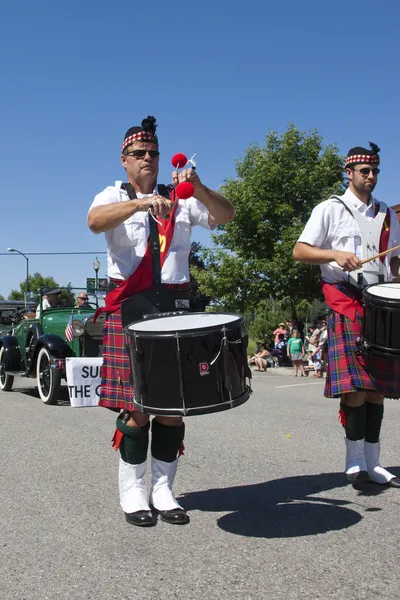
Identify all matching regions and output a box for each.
[72,320,85,337]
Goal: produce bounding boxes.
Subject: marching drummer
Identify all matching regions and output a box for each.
[87,115,234,526]
[293,142,400,487]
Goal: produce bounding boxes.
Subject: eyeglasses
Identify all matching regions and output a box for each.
[125,150,160,159]
[353,167,380,177]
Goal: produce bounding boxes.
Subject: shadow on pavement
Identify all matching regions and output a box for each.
[179,472,387,538]
[14,385,71,406]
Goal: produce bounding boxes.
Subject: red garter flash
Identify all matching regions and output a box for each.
[112,429,124,451]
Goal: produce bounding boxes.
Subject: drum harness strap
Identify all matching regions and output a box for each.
[121,182,172,294]
[329,195,390,288]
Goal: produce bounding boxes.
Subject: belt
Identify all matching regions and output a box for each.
[108,277,190,292]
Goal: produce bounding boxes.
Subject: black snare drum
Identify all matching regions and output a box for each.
[125,312,251,416]
[362,283,400,355]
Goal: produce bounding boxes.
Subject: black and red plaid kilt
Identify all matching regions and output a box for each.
[324,310,400,399]
[99,310,135,411]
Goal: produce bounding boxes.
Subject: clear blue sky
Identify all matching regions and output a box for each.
[1,0,399,298]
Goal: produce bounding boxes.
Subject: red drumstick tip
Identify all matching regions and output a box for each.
[176,182,194,200]
[172,153,188,169]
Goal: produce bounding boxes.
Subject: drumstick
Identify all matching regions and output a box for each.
[359,243,400,265]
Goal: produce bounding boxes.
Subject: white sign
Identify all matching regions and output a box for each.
[65,357,103,408]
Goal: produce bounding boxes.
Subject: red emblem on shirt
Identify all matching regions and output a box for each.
[199,363,209,376]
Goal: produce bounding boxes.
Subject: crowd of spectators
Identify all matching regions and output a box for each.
[248,315,328,376]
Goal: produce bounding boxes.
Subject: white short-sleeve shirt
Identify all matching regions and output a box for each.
[297,188,400,284]
[89,182,213,282]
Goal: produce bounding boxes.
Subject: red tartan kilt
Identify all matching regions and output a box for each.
[325,310,400,399]
[98,310,135,411]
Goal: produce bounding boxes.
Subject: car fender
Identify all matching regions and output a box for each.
[0,335,21,371]
[29,334,73,374]
[24,323,43,372]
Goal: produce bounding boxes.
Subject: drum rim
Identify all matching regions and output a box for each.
[132,385,251,416]
[363,281,400,305]
[124,311,245,337]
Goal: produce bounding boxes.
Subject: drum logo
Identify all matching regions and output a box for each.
[199,362,209,376]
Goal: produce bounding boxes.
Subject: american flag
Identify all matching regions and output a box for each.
[65,322,75,342]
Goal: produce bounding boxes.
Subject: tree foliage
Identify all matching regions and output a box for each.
[189,242,210,310]
[194,124,344,312]
[9,273,75,305]
[9,273,60,301]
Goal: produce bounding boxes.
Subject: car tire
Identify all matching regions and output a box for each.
[36,347,61,405]
[0,347,14,392]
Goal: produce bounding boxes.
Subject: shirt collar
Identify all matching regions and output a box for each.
[343,188,377,213]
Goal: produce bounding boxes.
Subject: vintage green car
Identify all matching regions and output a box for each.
[0,293,105,405]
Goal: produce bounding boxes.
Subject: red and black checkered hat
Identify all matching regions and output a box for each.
[345,142,380,167]
[122,116,158,153]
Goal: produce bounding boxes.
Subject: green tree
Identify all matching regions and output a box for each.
[9,272,60,301]
[194,124,344,312]
[189,242,210,310]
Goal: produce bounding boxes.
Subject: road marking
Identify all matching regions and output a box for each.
[275,382,324,389]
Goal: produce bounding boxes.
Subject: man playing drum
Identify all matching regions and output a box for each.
[293,142,400,487]
[87,116,234,526]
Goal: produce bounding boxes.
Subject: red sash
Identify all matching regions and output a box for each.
[321,205,391,321]
[95,188,177,319]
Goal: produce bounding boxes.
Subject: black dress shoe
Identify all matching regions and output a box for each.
[150,504,190,525]
[387,477,400,488]
[347,470,369,483]
[124,510,155,527]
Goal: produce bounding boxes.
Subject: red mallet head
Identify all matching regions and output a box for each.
[172,153,188,169]
[176,182,194,200]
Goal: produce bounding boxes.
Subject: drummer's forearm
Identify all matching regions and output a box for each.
[390,256,400,277]
[194,186,235,225]
[88,201,148,233]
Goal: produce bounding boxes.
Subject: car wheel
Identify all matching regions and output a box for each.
[0,347,14,392]
[36,347,61,405]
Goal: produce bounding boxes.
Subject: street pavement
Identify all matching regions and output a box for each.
[1,370,400,600]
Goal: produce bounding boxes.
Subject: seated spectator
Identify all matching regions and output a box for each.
[273,322,287,345]
[35,289,61,318]
[250,343,271,372]
[75,291,90,308]
[271,333,288,366]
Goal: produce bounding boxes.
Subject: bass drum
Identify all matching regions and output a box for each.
[125,312,251,416]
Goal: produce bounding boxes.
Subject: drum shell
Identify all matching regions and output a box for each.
[363,284,400,355]
[125,313,251,416]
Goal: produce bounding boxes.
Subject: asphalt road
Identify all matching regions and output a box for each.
[1,371,400,600]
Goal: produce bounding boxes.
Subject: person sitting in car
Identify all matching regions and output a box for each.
[35,289,61,318]
[75,291,90,308]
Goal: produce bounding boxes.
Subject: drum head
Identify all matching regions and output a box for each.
[365,283,400,300]
[127,312,242,333]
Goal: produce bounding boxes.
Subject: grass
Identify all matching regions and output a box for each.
[247,338,258,356]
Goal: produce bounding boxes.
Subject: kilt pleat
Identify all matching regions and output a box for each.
[324,310,400,399]
[99,310,135,411]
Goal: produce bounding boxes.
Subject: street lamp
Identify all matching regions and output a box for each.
[93,257,100,291]
[7,248,29,309]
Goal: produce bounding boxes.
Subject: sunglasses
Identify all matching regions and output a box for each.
[354,167,380,177]
[125,149,160,159]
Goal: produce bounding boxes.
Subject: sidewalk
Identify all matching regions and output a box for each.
[249,365,325,378]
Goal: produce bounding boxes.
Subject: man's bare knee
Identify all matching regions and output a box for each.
[155,416,183,426]
[366,392,384,405]
[127,412,150,427]
[342,392,366,407]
